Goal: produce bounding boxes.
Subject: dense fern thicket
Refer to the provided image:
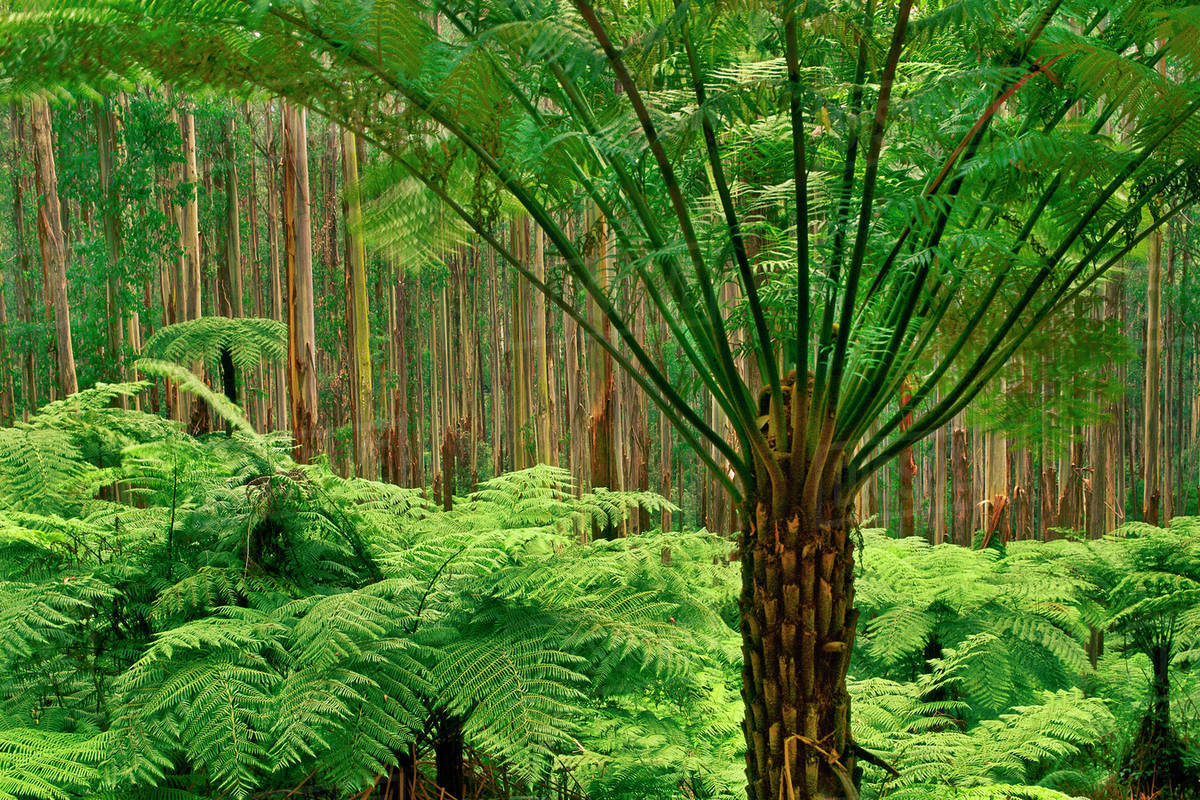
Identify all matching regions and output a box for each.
[0,376,735,799]
[1,376,1199,799]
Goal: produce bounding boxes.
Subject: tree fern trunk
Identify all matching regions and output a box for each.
[740,476,860,800]
[434,714,465,799]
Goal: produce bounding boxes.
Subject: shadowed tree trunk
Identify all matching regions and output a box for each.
[433,714,465,799]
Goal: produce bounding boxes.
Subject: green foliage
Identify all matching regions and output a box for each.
[5,376,1199,799]
[0,389,736,799]
[1,366,1198,799]
[853,531,1090,714]
[1035,519,1200,679]
[140,316,287,375]
[853,654,1115,799]
[7,0,1200,503]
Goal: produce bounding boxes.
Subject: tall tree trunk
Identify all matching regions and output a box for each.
[95,98,126,389]
[393,267,412,486]
[244,103,266,427]
[0,254,12,424]
[1015,448,1034,540]
[29,96,76,397]
[898,380,916,539]
[342,130,376,479]
[9,103,38,415]
[487,249,505,478]
[656,316,673,533]
[932,419,947,544]
[265,102,286,430]
[1058,434,1085,533]
[951,424,971,545]
[585,208,616,537]
[565,295,588,496]
[983,428,1009,545]
[510,217,534,470]
[179,104,202,322]
[282,103,318,462]
[532,225,556,466]
[1144,228,1163,524]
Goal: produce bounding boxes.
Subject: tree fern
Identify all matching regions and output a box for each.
[853,649,1114,799]
[854,531,1090,714]
[140,317,287,375]
[0,729,103,800]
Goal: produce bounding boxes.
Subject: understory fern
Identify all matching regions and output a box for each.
[853,530,1090,715]
[0,371,1193,799]
[139,316,288,375]
[853,646,1114,800]
[0,377,734,799]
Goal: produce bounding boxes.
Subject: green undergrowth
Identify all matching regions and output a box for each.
[0,380,1197,799]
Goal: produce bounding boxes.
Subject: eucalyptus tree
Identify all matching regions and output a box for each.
[4,0,1200,798]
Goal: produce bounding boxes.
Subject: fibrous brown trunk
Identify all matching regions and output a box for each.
[740,472,860,800]
[29,96,76,397]
[433,714,465,799]
[282,103,318,462]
